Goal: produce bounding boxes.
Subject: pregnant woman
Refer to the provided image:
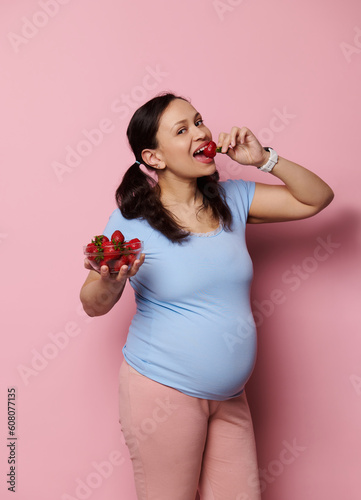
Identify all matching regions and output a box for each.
[80,92,334,500]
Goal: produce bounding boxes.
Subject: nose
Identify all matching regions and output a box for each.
[192,124,207,141]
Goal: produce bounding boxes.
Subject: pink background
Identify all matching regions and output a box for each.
[1,0,361,499]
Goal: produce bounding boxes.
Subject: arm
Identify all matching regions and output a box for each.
[217,127,334,223]
[80,255,145,317]
[248,155,334,223]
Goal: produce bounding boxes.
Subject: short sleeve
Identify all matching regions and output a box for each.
[102,209,123,239]
[220,179,256,223]
[102,208,155,245]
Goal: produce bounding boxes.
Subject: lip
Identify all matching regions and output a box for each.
[193,140,211,156]
[194,154,214,164]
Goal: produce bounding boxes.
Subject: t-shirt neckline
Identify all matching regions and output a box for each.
[190,224,223,238]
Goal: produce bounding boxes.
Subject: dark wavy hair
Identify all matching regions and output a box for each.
[115,92,232,243]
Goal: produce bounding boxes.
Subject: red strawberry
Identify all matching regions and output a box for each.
[113,255,129,273]
[203,141,217,158]
[203,141,223,158]
[84,232,141,273]
[85,242,98,261]
[95,257,107,269]
[127,253,136,266]
[103,242,120,262]
[92,235,109,248]
[111,230,125,245]
[126,238,141,251]
[112,261,121,273]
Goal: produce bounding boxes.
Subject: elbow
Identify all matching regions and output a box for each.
[313,187,334,215]
[83,306,97,318]
[80,299,96,318]
[79,290,99,318]
[321,186,335,210]
[81,301,101,318]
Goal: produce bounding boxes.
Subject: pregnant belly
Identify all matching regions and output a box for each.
[124,321,258,401]
[187,333,257,399]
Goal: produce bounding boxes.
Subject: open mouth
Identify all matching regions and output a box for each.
[193,145,207,156]
[193,142,213,163]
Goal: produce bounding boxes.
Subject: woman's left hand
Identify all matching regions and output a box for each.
[217,127,268,167]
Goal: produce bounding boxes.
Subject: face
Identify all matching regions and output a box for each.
[147,98,216,179]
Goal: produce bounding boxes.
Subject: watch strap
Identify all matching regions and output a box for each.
[258,147,278,172]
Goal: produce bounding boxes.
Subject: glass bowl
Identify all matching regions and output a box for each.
[84,240,143,273]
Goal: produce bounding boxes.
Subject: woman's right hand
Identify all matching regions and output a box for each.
[80,253,145,317]
[85,253,145,282]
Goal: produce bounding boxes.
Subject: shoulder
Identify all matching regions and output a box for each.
[103,208,155,243]
[220,178,255,196]
[219,179,256,209]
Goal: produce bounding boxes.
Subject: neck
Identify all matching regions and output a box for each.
[157,175,202,208]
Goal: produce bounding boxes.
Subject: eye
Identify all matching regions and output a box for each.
[177,128,186,135]
[195,118,204,127]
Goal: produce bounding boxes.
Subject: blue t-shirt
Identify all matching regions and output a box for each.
[103,179,257,401]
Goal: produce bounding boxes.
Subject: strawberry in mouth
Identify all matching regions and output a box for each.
[194,141,223,162]
[203,141,224,158]
[193,141,218,163]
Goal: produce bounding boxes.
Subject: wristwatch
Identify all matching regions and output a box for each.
[258,147,278,172]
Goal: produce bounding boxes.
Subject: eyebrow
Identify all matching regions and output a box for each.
[171,112,201,131]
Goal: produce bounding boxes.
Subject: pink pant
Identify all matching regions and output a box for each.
[118,360,261,500]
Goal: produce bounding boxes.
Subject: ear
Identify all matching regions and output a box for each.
[141,149,166,170]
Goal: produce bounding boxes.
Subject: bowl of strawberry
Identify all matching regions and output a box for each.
[84,230,143,274]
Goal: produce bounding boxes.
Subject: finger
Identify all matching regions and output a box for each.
[100,265,110,279]
[226,147,238,161]
[114,253,145,281]
[217,132,229,152]
[229,127,242,148]
[128,253,145,277]
[217,132,232,153]
[115,265,130,281]
[239,126,251,144]
[84,258,92,270]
